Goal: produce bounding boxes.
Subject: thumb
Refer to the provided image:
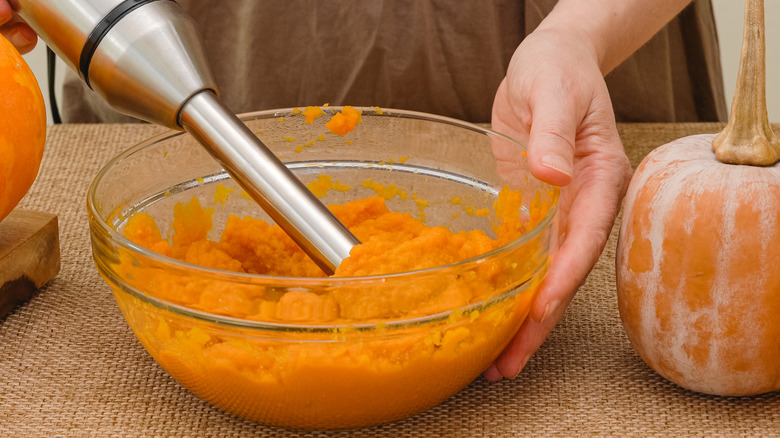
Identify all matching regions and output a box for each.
[0,8,37,54]
[525,98,579,187]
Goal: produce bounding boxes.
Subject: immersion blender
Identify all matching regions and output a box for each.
[12,0,359,274]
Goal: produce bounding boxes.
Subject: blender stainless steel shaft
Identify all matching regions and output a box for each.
[12,0,359,274]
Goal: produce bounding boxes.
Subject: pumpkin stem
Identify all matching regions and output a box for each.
[712,0,780,166]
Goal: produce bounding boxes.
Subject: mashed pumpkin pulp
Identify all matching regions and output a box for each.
[120,180,549,321]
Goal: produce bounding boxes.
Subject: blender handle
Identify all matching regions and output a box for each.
[12,0,215,129]
[13,0,359,273]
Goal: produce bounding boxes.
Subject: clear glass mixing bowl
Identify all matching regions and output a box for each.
[88,107,558,429]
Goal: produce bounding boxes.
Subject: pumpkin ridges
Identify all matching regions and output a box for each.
[713,187,780,394]
[654,143,723,386]
[660,187,721,376]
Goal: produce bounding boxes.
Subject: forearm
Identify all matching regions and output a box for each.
[536,0,693,74]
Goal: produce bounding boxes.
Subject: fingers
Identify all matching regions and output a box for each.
[482,225,599,381]
[484,219,597,381]
[0,6,37,54]
[530,232,592,323]
[484,225,604,381]
[483,289,572,381]
[2,22,37,53]
[485,146,631,381]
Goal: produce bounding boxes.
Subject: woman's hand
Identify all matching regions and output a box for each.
[1,1,37,54]
[484,26,632,380]
[484,0,692,381]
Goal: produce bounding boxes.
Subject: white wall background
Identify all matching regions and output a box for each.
[713,0,780,122]
[19,1,780,124]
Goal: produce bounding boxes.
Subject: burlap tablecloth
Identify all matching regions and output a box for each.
[2,122,778,437]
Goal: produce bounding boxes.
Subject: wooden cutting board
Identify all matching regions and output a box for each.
[0,209,60,319]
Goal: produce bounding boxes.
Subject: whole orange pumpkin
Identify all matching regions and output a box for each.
[616,134,780,396]
[616,0,779,396]
[0,34,47,224]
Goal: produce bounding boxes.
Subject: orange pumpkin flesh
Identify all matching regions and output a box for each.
[0,34,47,224]
[616,0,780,396]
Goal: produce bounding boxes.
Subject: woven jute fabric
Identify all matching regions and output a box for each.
[2,122,778,437]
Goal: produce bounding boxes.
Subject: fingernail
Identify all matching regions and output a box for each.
[509,354,531,378]
[484,364,501,382]
[9,31,31,48]
[540,155,572,177]
[541,299,561,323]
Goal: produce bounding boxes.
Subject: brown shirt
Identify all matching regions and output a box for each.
[61,0,726,124]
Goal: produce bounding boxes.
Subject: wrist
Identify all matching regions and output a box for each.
[523,25,604,74]
[534,0,693,75]
[532,13,607,75]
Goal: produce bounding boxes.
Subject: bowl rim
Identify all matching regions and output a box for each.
[87,106,559,331]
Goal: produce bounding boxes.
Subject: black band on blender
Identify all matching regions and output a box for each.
[79,0,174,88]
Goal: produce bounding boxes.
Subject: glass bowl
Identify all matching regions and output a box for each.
[88,107,558,429]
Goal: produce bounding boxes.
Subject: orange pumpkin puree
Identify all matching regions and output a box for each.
[325,106,362,136]
[113,183,552,428]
